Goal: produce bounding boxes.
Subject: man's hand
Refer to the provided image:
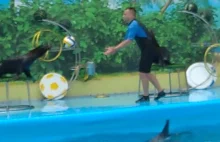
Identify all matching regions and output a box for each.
[104,40,132,55]
[104,47,116,55]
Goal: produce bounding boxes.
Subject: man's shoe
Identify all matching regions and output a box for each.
[136,95,150,103]
[154,90,166,100]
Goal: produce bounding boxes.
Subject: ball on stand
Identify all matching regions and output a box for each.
[63,35,76,49]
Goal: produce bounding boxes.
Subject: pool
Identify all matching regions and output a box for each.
[0,87,220,142]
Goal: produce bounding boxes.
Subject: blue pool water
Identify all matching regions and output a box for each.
[1,87,220,142]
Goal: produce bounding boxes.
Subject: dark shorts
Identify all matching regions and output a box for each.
[138,41,158,73]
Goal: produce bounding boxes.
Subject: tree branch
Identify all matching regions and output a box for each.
[160,0,173,14]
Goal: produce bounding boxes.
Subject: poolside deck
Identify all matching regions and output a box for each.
[1,70,218,101]
[0,86,219,119]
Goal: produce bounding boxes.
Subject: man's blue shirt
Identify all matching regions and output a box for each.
[124,20,148,40]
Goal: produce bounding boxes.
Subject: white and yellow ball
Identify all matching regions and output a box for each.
[63,35,76,49]
[39,73,68,100]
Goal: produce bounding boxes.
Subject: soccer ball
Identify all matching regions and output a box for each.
[39,73,68,100]
[63,35,76,49]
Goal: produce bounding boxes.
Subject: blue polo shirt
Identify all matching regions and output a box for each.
[124,20,148,40]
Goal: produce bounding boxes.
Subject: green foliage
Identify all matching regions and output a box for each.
[0,0,218,81]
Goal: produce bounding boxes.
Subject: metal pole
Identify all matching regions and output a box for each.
[169,71,172,94]
[26,81,31,106]
[75,49,77,66]
[177,70,182,95]
[184,69,189,93]
[5,82,9,110]
[5,81,10,118]
[138,76,141,96]
[154,72,157,95]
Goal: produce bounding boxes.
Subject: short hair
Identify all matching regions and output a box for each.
[125,7,136,15]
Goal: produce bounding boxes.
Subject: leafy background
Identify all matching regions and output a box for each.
[0,0,219,81]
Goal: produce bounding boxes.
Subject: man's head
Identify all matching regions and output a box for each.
[123,7,136,24]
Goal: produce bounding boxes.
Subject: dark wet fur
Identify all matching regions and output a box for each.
[0,44,51,82]
[148,30,172,67]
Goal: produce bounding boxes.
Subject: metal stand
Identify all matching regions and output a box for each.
[69,47,81,84]
[137,65,189,96]
[167,68,188,94]
[0,80,34,113]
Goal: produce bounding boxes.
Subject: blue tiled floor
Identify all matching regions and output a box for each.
[0,87,220,120]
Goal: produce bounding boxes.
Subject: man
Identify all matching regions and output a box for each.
[104,7,166,103]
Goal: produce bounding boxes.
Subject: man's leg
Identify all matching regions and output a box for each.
[136,63,166,103]
[140,72,164,96]
[136,47,166,103]
[136,72,166,103]
[145,73,163,92]
[140,72,150,96]
[136,72,150,103]
[136,52,153,103]
[145,73,166,100]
